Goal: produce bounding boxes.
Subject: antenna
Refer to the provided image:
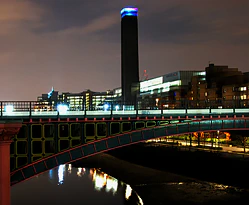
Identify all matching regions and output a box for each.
[48,87,54,98]
[143,69,149,81]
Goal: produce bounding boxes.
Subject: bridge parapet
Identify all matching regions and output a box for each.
[0,100,249,119]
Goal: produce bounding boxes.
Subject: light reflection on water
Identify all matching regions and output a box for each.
[11,164,143,205]
[165,181,245,192]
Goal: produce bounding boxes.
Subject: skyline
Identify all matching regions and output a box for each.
[1,0,248,100]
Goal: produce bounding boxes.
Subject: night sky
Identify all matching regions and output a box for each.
[1,0,248,100]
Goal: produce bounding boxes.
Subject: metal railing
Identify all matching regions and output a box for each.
[0,100,249,118]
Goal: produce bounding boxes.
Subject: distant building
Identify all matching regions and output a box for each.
[188,74,207,107]
[188,64,249,108]
[37,90,113,111]
[36,87,59,109]
[37,65,248,110]
[137,71,205,109]
[205,64,244,98]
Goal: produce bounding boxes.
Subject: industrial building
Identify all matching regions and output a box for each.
[121,7,140,105]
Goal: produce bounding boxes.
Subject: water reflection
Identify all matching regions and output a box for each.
[68,164,72,174]
[58,164,65,185]
[92,170,118,194]
[76,167,86,177]
[125,185,132,200]
[55,164,137,198]
[12,164,143,205]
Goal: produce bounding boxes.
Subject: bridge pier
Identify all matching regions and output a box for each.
[0,121,22,205]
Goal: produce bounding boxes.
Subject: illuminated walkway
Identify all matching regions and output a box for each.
[150,139,249,153]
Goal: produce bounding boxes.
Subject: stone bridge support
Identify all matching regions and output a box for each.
[0,121,22,205]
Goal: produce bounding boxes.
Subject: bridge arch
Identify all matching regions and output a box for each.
[10,118,249,185]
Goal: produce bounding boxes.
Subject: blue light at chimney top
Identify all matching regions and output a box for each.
[120,7,138,18]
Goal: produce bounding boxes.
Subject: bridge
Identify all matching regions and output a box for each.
[9,116,249,182]
[0,101,249,205]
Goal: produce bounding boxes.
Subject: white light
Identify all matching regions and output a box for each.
[104,104,109,111]
[115,105,119,111]
[58,165,65,185]
[94,174,106,191]
[125,184,132,200]
[106,177,118,194]
[57,104,68,114]
[5,105,14,113]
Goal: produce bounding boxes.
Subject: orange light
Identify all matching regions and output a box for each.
[224,132,231,141]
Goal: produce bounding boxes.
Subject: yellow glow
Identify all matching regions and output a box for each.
[137,195,144,205]
[68,164,72,174]
[93,172,107,191]
[77,168,82,177]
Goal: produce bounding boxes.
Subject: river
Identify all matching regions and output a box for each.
[11,164,143,205]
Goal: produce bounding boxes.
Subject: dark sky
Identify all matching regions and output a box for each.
[1,0,248,100]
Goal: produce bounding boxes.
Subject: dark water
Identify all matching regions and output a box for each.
[11,165,143,205]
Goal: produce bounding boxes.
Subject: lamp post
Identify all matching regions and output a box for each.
[217,130,220,148]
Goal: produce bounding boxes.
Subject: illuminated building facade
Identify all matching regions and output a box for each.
[137,71,205,109]
[37,90,113,111]
[63,90,113,111]
[121,7,140,104]
[37,66,248,110]
[188,64,249,108]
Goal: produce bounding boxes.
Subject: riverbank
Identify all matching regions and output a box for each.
[73,153,249,204]
[107,143,249,188]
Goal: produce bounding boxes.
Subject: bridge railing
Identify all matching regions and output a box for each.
[0,100,249,118]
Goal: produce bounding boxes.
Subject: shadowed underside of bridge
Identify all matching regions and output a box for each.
[10,118,249,185]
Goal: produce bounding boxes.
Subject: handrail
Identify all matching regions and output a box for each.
[0,108,248,118]
[0,99,249,118]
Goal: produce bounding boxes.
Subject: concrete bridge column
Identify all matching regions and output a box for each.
[0,121,22,205]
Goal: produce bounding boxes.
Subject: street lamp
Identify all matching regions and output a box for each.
[104,104,109,111]
[217,130,220,147]
[4,105,14,113]
[57,104,68,114]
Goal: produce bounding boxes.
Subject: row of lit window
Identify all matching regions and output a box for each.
[67,96,109,100]
[140,80,181,93]
[223,87,248,93]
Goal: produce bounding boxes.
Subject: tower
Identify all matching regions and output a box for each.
[121,7,140,105]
